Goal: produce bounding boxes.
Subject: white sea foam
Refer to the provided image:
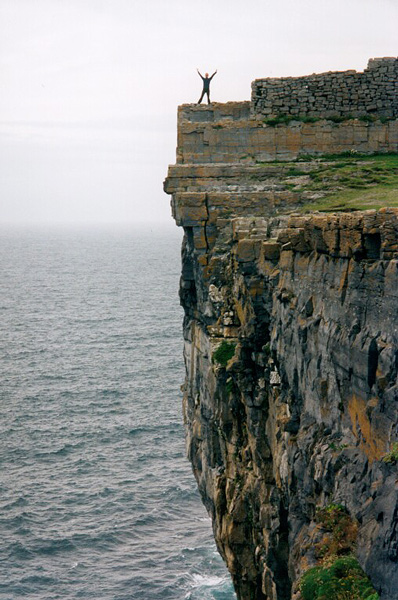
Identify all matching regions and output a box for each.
[190,573,226,587]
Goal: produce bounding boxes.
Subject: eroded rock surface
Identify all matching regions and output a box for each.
[168,201,398,599]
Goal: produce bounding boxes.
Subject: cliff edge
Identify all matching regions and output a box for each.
[164,58,398,600]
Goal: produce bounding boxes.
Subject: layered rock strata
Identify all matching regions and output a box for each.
[177,103,398,164]
[164,60,398,600]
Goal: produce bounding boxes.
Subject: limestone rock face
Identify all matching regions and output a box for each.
[167,201,398,599]
[175,103,398,164]
[164,60,398,600]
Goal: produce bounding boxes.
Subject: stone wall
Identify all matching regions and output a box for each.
[252,57,398,119]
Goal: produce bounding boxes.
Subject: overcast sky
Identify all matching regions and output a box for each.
[1,0,397,226]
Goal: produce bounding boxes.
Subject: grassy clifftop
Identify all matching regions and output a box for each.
[260,153,398,213]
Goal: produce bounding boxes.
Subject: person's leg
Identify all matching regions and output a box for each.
[207,91,210,104]
[197,90,205,104]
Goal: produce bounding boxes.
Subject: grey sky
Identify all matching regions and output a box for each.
[1,0,397,226]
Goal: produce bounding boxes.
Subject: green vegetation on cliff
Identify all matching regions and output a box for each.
[263,114,395,128]
[382,441,398,464]
[212,340,236,367]
[300,153,398,212]
[300,556,379,600]
[255,153,398,213]
[314,504,358,560]
[299,505,379,600]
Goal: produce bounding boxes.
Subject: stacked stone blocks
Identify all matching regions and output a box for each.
[252,57,398,119]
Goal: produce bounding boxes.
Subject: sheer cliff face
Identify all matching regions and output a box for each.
[164,99,398,600]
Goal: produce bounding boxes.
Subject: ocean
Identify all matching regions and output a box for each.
[0,226,236,600]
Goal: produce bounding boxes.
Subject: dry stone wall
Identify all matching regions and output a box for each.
[252,57,398,119]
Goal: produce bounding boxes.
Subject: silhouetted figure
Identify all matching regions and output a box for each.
[197,69,217,104]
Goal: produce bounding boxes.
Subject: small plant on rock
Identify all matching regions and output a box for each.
[315,504,358,559]
[382,442,398,464]
[212,341,236,367]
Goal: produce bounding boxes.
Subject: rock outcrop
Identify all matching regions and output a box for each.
[164,59,398,600]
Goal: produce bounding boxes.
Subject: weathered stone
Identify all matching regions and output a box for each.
[253,58,398,120]
[235,239,261,262]
[175,105,398,164]
[262,241,281,262]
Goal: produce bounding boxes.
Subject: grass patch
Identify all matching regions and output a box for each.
[329,442,348,451]
[300,556,379,600]
[251,153,398,213]
[285,167,308,177]
[263,114,295,126]
[328,115,350,123]
[263,114,321,127]
[302,185,398,213]
[212,341,236,367]
[300,151,398,161]
[263,114,323,126]
[262,113,392,127]
[294,154,398,212]
[359,114,377,123]
[263,342,271,357]
[382,442,398,464]
[301,116,321,123]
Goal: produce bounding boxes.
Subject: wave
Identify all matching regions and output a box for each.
[33,443,81,459]
[33,538,76,556]
[1,496,28,511]
[128,422,183,437]
[184,573,236,600]
[6,542,35,561]
[190,574,227,587]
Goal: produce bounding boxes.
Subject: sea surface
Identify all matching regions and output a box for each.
[0,226,236,600]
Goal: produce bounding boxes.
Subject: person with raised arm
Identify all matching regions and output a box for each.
[197,69,217,104]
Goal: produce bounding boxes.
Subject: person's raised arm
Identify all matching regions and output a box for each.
[197,68,204,80]
[210,70,217,80]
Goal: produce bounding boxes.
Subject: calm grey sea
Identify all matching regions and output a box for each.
[0,226,236,600]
